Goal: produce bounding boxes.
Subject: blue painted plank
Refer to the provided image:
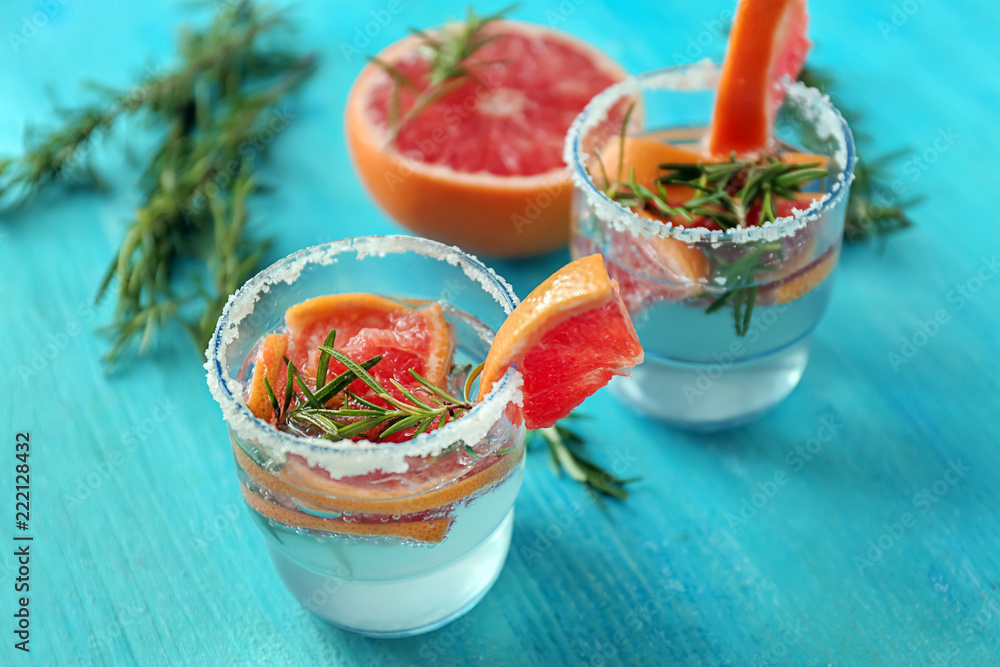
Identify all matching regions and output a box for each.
[1,0,999,665]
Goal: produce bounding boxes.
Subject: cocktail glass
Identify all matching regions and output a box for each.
[205,235,525,637]
[564,62,856,430]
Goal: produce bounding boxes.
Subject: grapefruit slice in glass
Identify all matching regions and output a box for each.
[245,294,455,440]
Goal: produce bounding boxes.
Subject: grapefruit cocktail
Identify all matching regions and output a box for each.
[564,0,856,429]
[205,236,642,636]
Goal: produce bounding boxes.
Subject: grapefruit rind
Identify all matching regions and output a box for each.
[776,245,839,304]
[246,333,289,421]
[233,440,524,516]
[240,486,454,543]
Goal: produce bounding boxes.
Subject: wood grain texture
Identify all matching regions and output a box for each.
[1,0,999,665]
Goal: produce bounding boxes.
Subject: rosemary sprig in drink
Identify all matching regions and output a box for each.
[604,154,828,230]
[701,242,783,336]
[367,3,516,142]
[263,327,482,442]
[595,107,823,335]
[261,325,634,503]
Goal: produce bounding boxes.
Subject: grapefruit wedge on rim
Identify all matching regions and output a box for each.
[708,0,812,156]
[345,18,626,257]
[478,254,644,429]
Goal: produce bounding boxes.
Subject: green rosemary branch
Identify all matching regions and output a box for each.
[0,1,316,365]
[368,3,516,142]
[599,100,827,230]
[797,65,917,244]
[264,327,482,442]
[262,326,633,501]
[700,242,783,336]
[531,417,639,503]
[607,155,827,230]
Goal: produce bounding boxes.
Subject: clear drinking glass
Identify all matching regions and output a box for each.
[565,62,856,430]
[205,235,526,637]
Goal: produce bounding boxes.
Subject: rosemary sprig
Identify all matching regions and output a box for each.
[532,417,639,504]
[263,326,475,442]
[797,65,917,244]
[261,326,634,501]
[843,148,919,243]
[598,100,828,231]
[701,242,783,336]
[0,1,316,365]
[368,3,516,142]
[652,155,825,229]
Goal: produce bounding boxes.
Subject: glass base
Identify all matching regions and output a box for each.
[270,510,515,637]
[612,337,812,431]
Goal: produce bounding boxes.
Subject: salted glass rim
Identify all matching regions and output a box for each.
[563,61,857,245]
[204,235,522,469]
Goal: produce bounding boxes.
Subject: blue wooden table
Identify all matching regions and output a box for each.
[2,0,999,664]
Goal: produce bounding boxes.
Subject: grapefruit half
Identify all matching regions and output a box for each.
[345,20,626,256]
